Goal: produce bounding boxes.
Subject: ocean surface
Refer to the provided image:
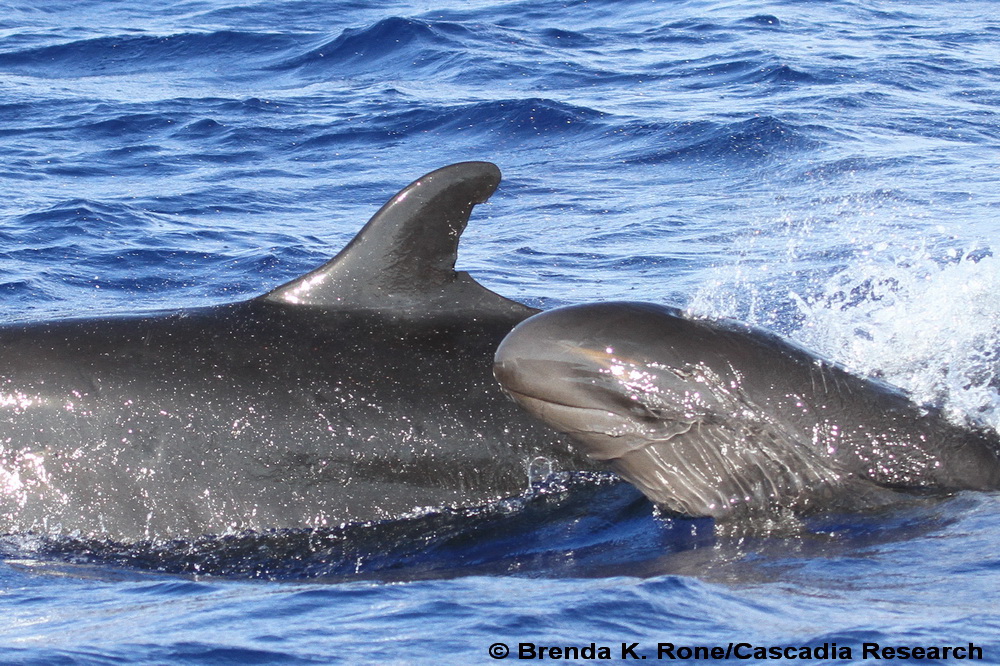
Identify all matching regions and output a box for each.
[2,0,1000,663]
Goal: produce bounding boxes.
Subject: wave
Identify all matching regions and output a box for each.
[535,28,600,48]
[738,14,782,28]
[645,15,783,46]
[664,52,828,88]
[622,116,822,165]
[271,17,471,76]
[265,17,614,87]
[11,199,137,238]
[0,30,306,78]
[294,97,607,153]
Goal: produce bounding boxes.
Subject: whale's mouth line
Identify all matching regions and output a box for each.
[498,385,635,449]
[500,385,602,415]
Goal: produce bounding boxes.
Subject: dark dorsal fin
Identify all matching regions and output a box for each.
[260,162,537,319]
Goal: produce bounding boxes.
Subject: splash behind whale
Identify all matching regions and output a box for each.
[0,162,592,542]
[494,302,1000,525]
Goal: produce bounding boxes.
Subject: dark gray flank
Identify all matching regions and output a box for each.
[0,162,592,542]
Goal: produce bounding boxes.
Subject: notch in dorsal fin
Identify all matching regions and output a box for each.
[260,162,537,319]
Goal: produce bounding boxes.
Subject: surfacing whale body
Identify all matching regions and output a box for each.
[494,302,1000,527]
[0,162,593,543]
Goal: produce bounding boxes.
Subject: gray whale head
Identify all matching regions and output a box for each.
[493,301,779,519]
[494,302,710,461]
[494,302,1000,524]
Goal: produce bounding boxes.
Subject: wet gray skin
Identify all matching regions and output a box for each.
[494,302,1000,524]
[0,162,595,543]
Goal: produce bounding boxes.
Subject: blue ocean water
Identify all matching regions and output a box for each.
[2,0,1000,663]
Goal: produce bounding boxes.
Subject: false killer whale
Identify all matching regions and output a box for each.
[494,302,1000,527]
[0,162,594,543]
